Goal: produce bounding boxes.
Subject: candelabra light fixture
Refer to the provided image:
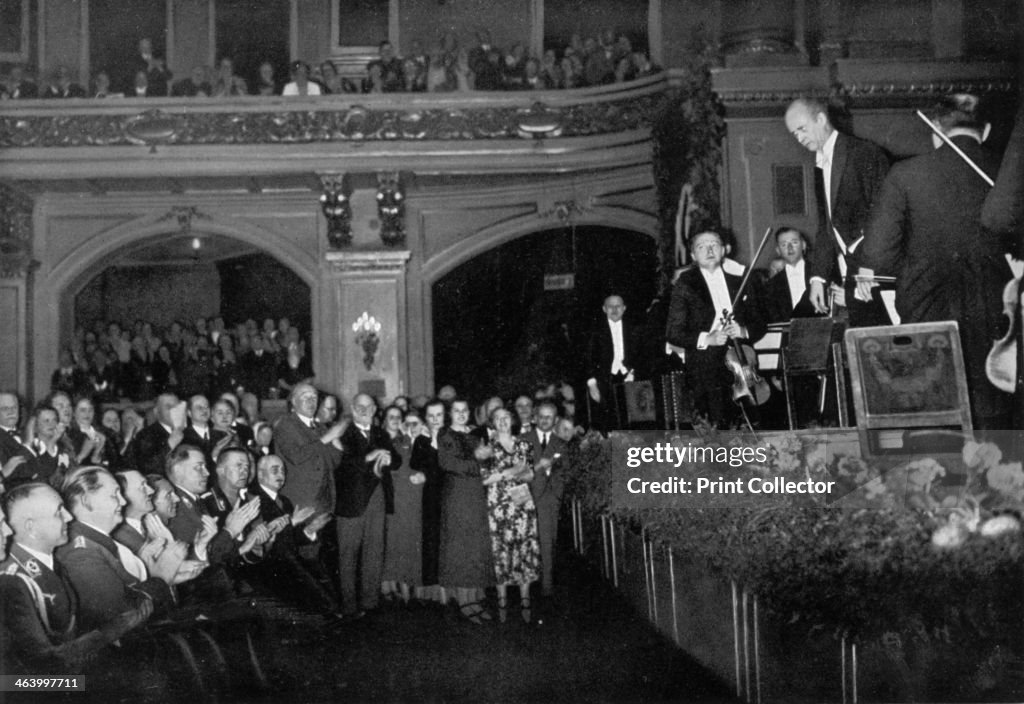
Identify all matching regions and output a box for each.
[353,312,382,370]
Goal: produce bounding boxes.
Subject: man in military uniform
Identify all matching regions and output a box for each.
[0,483,150,672]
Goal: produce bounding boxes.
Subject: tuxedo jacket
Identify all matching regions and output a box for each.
[763,266,818,324]
[665,266,767,353]
[983,104,1024,239]
[55,522,174,632]
[522,427,569,505]
[585,318,645,383]
[182,423,228,466]
[810,132,890,285]
[273,413,342,516]
[335,424,398,518]
[0,428,36,486]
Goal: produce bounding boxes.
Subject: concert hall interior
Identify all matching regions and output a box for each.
[0,0,1022,701]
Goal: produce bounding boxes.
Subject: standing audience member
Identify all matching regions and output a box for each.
[412,399,445,600]
[335,394,397,618]
[523,401,567,599]
[381,408,425,605]
[438,399,494,623]
[479,408,540,623]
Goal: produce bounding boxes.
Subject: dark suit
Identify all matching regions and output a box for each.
[585,318,644,429]
[1,427,36,486]
[111,519,147,555]
[523,427,568,596]
[55,522,174,633]
[127,422,173,476]
[983,105,1024,241]
[665,266,767,426]
[249,482,338,614]
[810,132,891,326]
[861,136,1013,427]
[334,423,398,614]
[273,413,342,516]
[410,434,442,586]
[764,264,818,324]
[241,350,280,399]
[182,423,227,467]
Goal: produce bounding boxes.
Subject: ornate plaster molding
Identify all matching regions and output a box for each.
[325,249,411,274]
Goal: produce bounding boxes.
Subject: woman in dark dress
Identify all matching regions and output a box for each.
[411,398,445,601]
[381,406,424,605]
[437,398,494,623]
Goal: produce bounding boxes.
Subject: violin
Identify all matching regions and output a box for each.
[721,309,771,406]
[985,274,1021,393]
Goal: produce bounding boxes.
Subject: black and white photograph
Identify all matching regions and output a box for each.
[0,0,1022,702]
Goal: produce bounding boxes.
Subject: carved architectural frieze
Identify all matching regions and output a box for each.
[325,249,411,274]
[0,94,663,149]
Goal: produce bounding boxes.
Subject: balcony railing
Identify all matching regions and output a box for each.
[0,73,668,149]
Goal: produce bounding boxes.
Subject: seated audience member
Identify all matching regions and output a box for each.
[521,58,544,90]
[147,474,183,534]
[216,394,255,448]
[67,396,119,469]
[253,61,280,96]
[241,333,279,400]
[56,467,182,631]
[252,422,275,457]
[250,454,338,616]
[90,70,119,98]
[401,57,425,92]
[128,392,184,479]
[183,394,231,468]
[172,65,212,97]
[130,37,172,96]
[211,57,248,97]
[363,60,386,93]
[202,448,257,524]
[43,65,86,98]
[112,469,159,553]
[378,40,404,92]
[2,64,38,99]
[20,405,72,489]
[282,60,321,96]
[128,70,151,98]
[0,484,151,673]
[1,391,32,487]
[319,60,354,94]
[277,341,314,397]
[165,445,261,567]
[240,392,262,424]
[52,349,85,396]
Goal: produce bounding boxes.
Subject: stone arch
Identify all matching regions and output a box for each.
[420,207,659,285]
[414,207,659,394]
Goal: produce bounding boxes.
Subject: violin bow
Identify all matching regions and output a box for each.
[915,110,994,187]
[728,226,774,311]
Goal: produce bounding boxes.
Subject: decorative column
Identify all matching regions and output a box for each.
[817,0,847,66]
[0,187,35,396]
[719,0,806,67]
[323,250,411,402]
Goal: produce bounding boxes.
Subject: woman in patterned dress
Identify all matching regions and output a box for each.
[479,408,541,623]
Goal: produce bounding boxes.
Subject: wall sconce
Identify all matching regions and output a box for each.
[319,173,352,249]
[353,312,382,370]
[376,172,405,246]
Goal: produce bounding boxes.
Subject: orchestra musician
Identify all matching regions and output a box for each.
[858,93,1014,430]
[665,231,767,428]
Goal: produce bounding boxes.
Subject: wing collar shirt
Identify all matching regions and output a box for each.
[607,319,627,375]
[814,130,859,278]
[786,259,807,308]
[697,266,734,350]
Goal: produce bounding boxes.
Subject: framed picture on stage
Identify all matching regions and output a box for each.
[845,322,973,456]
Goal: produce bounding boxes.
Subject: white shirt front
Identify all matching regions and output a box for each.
[785,260,807,308]
[608,319,627,375]
[697,266,733,349]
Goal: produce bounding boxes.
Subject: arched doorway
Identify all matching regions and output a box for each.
[431,226,658,400]
[64,232,312,402]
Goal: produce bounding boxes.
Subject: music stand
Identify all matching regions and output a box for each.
[781,318,849,429]
[845,322,973,458]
